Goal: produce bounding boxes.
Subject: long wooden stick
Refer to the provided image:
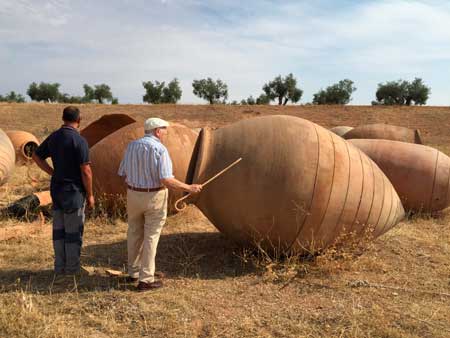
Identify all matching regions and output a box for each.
[174,157,242,212]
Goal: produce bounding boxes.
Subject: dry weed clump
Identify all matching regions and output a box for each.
[88,193,127,221]
[236,224,378,288]
[312,225,377,274]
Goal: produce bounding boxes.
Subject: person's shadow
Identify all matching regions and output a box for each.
[83,231,255,280]
[0,232,256,294]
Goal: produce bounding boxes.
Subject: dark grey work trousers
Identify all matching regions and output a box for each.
[52,206,85,274]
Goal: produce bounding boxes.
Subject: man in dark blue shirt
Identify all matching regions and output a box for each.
[33,106,94,275]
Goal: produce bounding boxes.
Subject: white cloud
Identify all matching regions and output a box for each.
[0,0,70,27]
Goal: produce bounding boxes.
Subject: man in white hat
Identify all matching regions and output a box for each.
[118,117,202,291]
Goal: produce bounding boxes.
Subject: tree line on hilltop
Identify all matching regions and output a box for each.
[0,75,431,106]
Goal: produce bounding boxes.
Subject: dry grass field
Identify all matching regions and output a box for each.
[1,103,450,338]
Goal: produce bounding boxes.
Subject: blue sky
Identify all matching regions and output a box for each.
[1,0,450,105]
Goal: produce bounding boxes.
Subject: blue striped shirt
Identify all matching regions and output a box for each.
[118,134,174,188]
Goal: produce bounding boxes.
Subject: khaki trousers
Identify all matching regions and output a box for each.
[126,188,168,283]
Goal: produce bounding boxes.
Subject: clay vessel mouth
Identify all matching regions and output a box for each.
[185,128,205,185]
[414,129,423,144]
[22,141,39,159]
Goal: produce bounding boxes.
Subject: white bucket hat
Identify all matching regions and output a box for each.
[144,117,170,131]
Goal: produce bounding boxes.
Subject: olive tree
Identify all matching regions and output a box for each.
[240,96,256,105]
[143,78,182,104]
[372,78,430,105]
[262,73,303,105]
[58,94,83,104]
[83,84,114,104]
[27,82,61,102]
[0,91,26,103]
[192,78,228,104]
[93,84,113,104]
[313,79,356,105]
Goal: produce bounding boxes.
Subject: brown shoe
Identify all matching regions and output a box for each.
[125,272,164,283]
[137,280,163,291]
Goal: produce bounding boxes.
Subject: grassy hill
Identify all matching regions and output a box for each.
[1,103,450,337]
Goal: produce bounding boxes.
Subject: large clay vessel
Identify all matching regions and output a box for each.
[2,115,152,216]
[190,115,404,253]
[89,121,198,212]
[330,126,353,137]
[0,128,15,186]
[80,114,137,148]
[349,139,450,212]
[25,115,196,214]
[343,123,423,144]
[5,130,39,165]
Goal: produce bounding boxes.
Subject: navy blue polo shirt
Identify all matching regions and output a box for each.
[35,126,90,210]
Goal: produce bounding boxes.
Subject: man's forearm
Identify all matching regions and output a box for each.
[161,177,190,192]
[81,165,94,197]
[32,153,54,176]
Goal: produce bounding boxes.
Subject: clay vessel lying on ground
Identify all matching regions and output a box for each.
[330,126,353,137]
[4,115,196,216]
[5,130,40,165]
[80,114,137,148]
[343,123,423,144]
[189,115,405,254]
[0,128,15,186]
[1,115,136,215]
[89,120,198,213]
[1,191,51,218]
[349,139,450,212]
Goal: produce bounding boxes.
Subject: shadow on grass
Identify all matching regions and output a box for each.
[0,232,256,294]
[84,231,255,280]
[0,269,132,294]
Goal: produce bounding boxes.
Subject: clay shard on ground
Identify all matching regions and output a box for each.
[189,115,405,254]
[343,123,423,144]
[350,139,450,212]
